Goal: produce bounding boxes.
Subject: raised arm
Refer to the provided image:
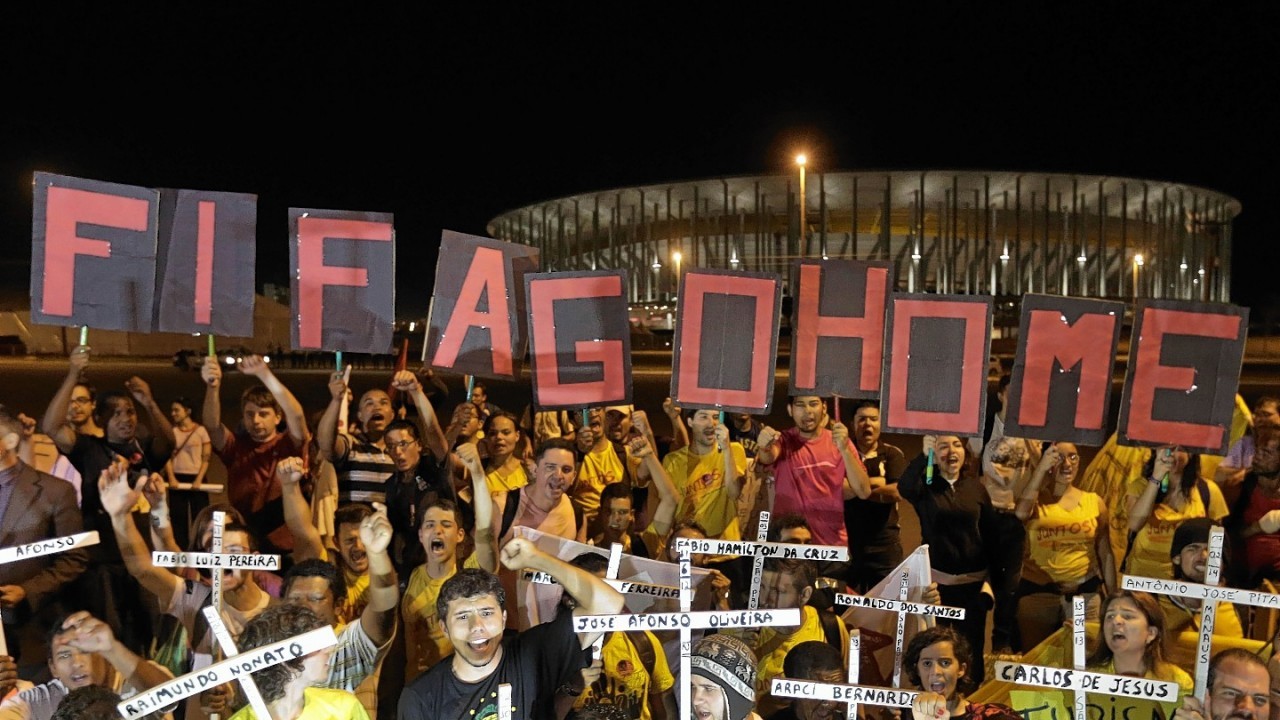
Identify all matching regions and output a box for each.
[277,457,326,563]
[316,371,351,463]
[240,355,308,446]
[831,421,870,500]
[100,462,182,610]
[201,357,228,451]
[142,475,181,554]
[125,376,174,457]
[42,346,90,453]
[394,371,449,462]
[662,398,689,453]
[357,503,399,645]
[713,424,742,501]
[59,611,172,692]
[457,442,497,572]
[629,435,677,538]
[500,537,625,650]
[1127,449,1171,534]
[754,425,781,466]
[1014,446,1059,522]
[1096,504,1118,593]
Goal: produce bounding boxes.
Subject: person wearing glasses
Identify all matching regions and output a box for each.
[1013,441,1117,651]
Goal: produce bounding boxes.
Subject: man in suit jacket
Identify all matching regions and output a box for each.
[0,409,87,681]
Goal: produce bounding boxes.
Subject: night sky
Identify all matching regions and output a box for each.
[3,6,1278,319]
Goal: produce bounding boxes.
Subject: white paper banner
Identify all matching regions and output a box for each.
[770,678,919,708]
[0,531,98,565]
[152,551,282,570]
[992,661,1180,701]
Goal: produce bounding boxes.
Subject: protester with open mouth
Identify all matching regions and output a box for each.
[900,435,997,683]
[664,408,747,540]
[1087,591,1192,703]
[1158,518,1244,637]
[905,625,1019,720]
[479,412,530,494]
[1124,446,1228,581]
[397,537,625,719]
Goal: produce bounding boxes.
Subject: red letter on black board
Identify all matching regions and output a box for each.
[155,189,258,337]
[425,230,540,380]
[1004,294,1123,446]
[670,269,782,414]
[789,259,892,399]
[289,208,395,354]
[881,294,992,436]
[1118,300,1249,454]
[526,271,632,409]
[30,172,159,332]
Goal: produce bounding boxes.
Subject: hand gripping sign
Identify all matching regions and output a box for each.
[1119,525,1230,700]
[117,624,338,718]
[0,531,99,655]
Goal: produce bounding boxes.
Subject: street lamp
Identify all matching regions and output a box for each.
[1132,253,1144,299]
[672,250,682,296]
[796,154,807,249]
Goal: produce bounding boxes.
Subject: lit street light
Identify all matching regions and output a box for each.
[796,154,807,249]
[672,250,682,296]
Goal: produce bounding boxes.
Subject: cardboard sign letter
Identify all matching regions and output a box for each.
[155,189,257,336]
[790,260,892,398]
[526,270,632,408]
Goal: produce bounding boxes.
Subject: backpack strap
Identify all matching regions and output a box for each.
[628,631,658,681]
[819,608,844,652]
[499,487,521,541]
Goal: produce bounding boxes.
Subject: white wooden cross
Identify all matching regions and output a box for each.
[771,676,920,709]
[832,570,966,688]
[0,531,100,656]
[1119,525,1234,699]
[201,605,271,719]
[116,624,338,719]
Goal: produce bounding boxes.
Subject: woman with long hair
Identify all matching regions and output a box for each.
[1087,591,1191,692]
[1124,446,1228,579]
[1013,441,1116,650]
[899,435,996,683]
[906,626,1019,720]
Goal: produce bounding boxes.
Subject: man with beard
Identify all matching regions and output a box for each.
[1174,648,1271,720]
[767,640,843,720]
[201,354,307,555]
[1159,518,1244,636]
[42,347,174,657]
[497,439,580,546]
[381,419,455,578]
[844,400,906,592]
[101,459,271,720]
[756,396,870,548]
[0,612,171,720]
[318,370,447,507]
[397,538,625,720]
[663,409,746,539]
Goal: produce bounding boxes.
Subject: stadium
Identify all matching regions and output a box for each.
[487,170,1239,333]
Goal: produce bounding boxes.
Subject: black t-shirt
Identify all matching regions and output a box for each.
[384,455,454,576]
[843,442,907,549]
[728,419,762,458]
[398,606,588,720]
[68,434,167,563]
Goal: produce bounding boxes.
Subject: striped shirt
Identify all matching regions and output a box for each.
[335,440,395,506]
[326,618,391,716]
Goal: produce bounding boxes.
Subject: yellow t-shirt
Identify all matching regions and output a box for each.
[663,443,748,539]
[575,631,674,720]
[228,687,369,720]
[1124,477,1228,580]
[754,606,848,717]
[1026,491,1103,583]
[487,461,529,492]
[572,443,627,520]
[401,554,482,680]
[1158,594,1245,638]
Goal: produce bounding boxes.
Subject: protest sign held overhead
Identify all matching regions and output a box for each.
[881,294,993,436]
[1118,299,1249,453]
[289,207,395,354]
[155,188,257,337]
[671,268,782,414]
[1003,294,1124,445]
[789,259,892,399]
[426,230,540,380]
[31,172,160,332]
[525,269,632,409]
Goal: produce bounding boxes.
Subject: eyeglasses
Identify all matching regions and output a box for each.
[387,440,417,451]
[1059,453,1080,463]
